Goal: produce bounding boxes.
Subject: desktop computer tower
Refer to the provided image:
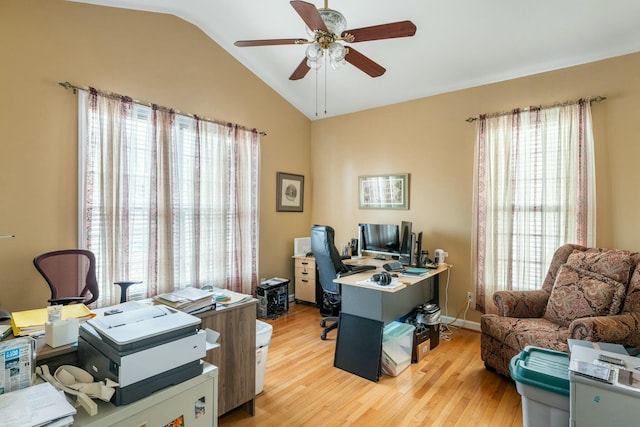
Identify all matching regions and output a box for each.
[257,278,289,319]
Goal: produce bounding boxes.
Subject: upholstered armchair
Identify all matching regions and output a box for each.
[481,244,640,377]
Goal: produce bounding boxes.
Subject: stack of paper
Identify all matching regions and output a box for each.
[0,382,76,426]
[213,289,253,307]
[153,287,215,313]
[10,304,94,337]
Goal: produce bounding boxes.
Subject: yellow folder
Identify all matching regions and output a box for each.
[10,304,95,337]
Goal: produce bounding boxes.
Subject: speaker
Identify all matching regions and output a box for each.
[415,232,423,267]
[399,232,415,266]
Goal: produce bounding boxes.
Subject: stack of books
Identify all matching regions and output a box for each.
[400,267,431,277]
[153,287,215,314]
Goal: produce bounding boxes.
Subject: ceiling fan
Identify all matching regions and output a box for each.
[234,0,417,80]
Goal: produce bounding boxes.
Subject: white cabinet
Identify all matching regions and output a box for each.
[73,363,218,426]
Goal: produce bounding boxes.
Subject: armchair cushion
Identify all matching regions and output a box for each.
[543,265,627,327]
[493,289,549,318]
[566,248,633,284]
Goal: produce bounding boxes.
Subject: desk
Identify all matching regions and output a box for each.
[335,259,448,325]
[332,259,449,381]
[7,298,257,419]
[196,299,258,416]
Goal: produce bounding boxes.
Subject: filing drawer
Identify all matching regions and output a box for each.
[294,257,316,304]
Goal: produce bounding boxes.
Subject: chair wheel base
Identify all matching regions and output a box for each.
[320,319,327,327]
[320,333,327,340]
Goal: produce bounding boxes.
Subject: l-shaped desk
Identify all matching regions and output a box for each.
[332,258,450,381]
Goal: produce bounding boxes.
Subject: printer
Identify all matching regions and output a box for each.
[78,301,206,405]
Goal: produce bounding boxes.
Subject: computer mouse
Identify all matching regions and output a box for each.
[391,273,398,278]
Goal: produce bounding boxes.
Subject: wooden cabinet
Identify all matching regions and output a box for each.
[294,255,316,304]
[197,300,257,416]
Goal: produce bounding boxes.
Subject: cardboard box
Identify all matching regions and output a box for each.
[412,327,431,363]
[415,338,430,362]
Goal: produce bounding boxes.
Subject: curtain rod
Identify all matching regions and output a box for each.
[58,81,267,136]
[465,96,607,123]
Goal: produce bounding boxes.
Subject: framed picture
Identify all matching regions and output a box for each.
[277,172,304,212]
[359,173,409,209]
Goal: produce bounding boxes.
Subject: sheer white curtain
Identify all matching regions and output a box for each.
[472,100,595,313]
[78,89,260,307]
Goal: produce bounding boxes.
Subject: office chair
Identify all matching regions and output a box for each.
[311,224,349,340]
[33,249,99,306]
[34,250,142,305]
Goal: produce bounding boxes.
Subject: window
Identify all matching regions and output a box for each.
[472,101,595,313]
[78,89,260,307]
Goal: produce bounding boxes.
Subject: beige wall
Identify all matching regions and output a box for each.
[2,1,640,323]
[311,52,640,323]
[0,0,311,311]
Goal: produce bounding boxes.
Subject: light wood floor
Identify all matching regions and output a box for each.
[219,303,523,427]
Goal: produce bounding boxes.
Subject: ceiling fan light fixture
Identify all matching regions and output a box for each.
[305,43,324,62]
[330,57,347,70]
[307,58,323,70]
[318,8,347,36]
[328,42,346,62]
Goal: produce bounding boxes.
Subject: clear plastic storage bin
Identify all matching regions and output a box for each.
[381,321,415,376]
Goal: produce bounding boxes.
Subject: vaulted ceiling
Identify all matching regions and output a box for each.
[70,0,640,119]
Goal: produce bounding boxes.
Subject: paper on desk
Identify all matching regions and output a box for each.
[356,278,404,289]
[0,382,76,427]
[213,289,253,307]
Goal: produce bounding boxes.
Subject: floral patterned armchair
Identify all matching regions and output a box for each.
[481,244,640,377]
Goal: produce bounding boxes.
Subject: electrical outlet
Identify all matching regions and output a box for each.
[466,291,473,302]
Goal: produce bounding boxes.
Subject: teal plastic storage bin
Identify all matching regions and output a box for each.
[510,346,570,427]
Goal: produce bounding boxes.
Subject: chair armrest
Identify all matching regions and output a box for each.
[492,290,549,317]
[49,297,85,305]
[569,313,640,347]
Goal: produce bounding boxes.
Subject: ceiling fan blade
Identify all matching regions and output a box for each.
[234,38,305,47]
[290,0,328,33]
[343,20,417,43]
[345,47,386,78]
[289,57,311,80]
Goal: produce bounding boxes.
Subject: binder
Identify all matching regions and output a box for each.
[10,304,95,337]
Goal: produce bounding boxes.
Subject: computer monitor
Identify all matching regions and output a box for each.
[358,223,400,259]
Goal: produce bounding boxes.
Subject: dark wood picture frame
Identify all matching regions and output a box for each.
[276,172,304,212]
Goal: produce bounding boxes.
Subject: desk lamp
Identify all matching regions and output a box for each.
[0,234,15,320]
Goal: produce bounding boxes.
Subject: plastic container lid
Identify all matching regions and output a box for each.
[256,319,273,348]
[510,345,570,396]
[383,321,415,340]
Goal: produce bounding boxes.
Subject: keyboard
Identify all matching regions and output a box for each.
[349,264,376,273]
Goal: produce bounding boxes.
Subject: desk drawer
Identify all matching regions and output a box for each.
[295,275,316,303]
[295,257,315,270]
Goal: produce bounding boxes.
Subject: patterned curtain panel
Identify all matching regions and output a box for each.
[472,100,595,313]
[78,89,260,307]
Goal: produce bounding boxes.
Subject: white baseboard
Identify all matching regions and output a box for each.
[440,315,481,332]
[288,293,295,303]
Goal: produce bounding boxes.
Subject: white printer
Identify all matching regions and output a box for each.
[78,301,206,406]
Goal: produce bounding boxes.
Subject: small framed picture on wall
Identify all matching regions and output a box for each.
[276,172,304,212]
